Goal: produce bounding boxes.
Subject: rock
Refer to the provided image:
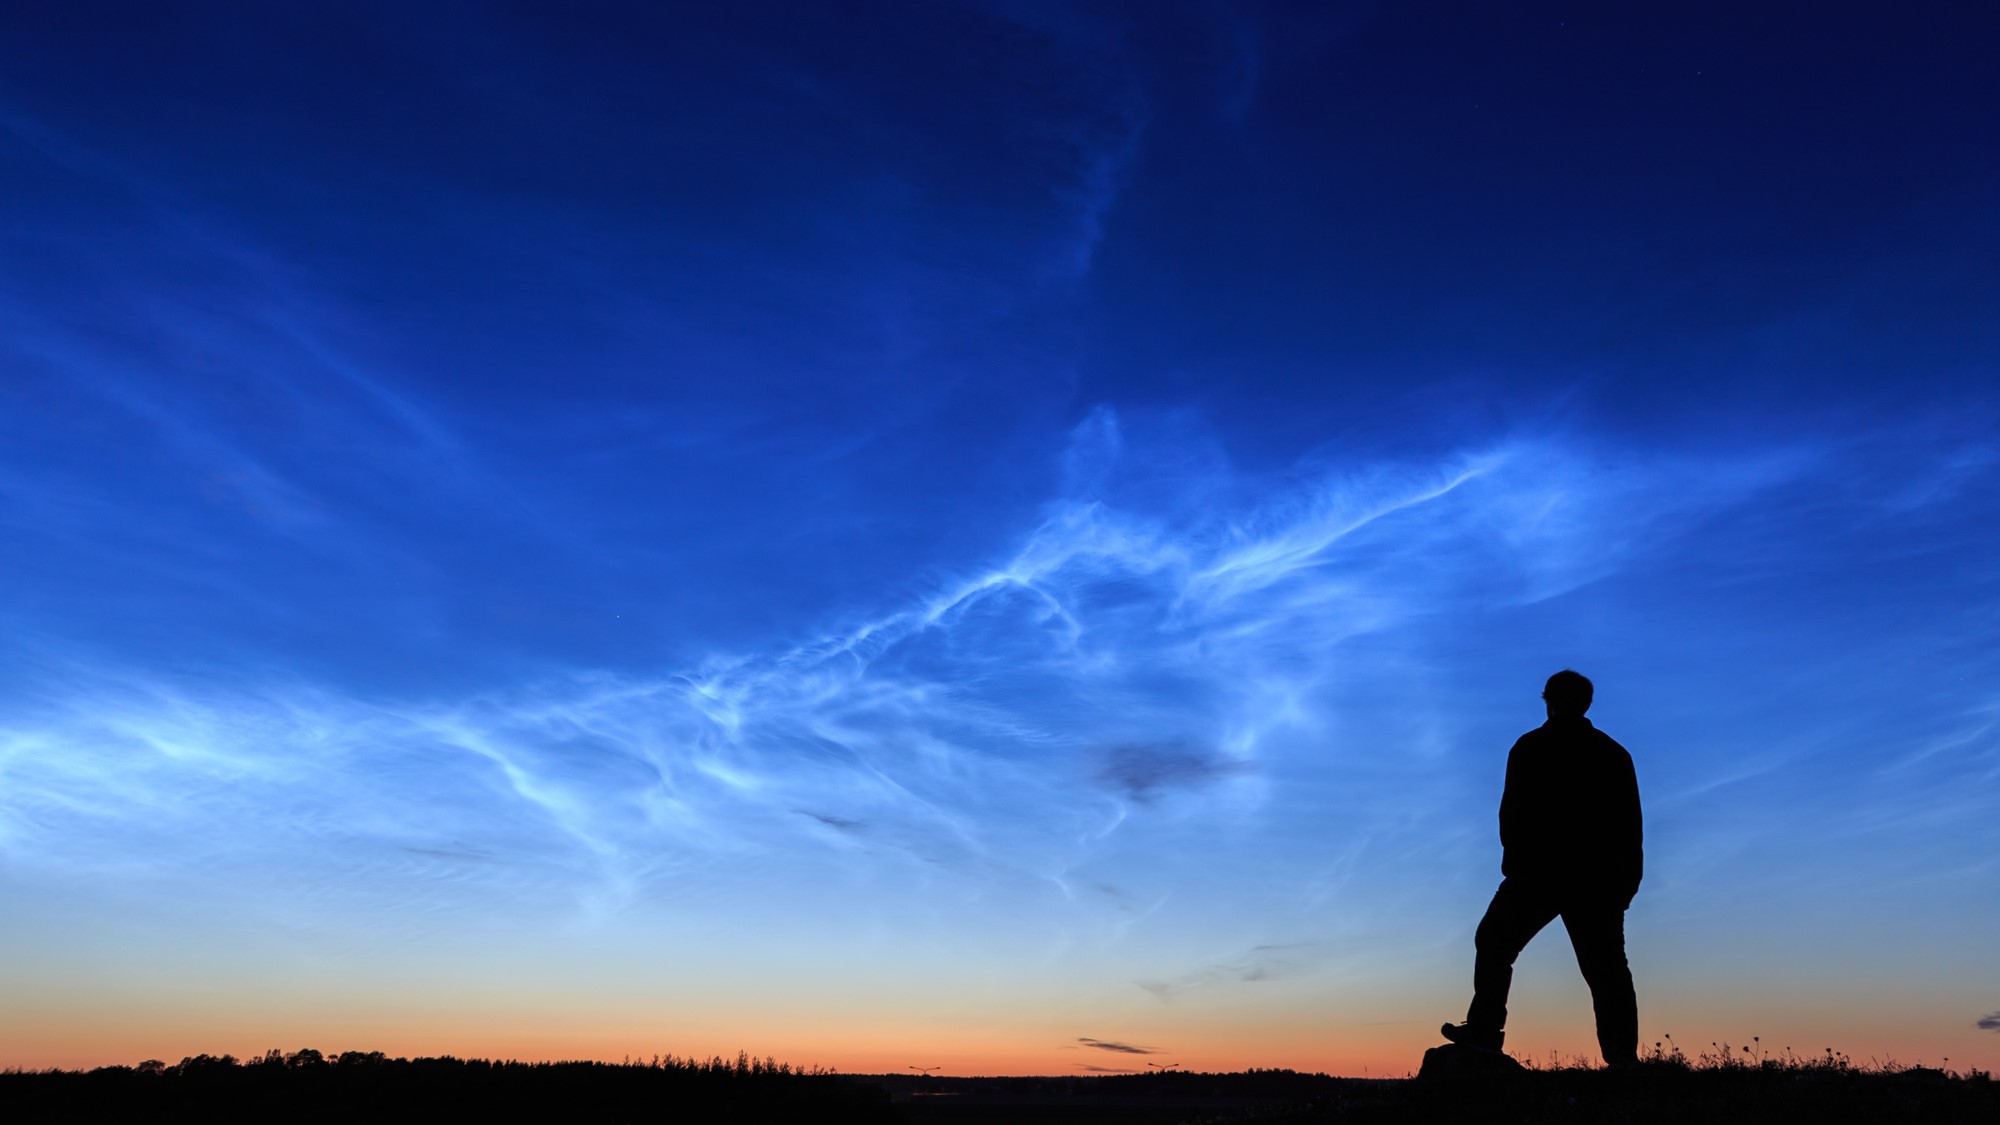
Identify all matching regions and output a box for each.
[1418,1042,1526,1082]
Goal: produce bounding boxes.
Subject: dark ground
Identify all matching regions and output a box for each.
[5,1053,1995,1123]
[869,1065,1999,1124]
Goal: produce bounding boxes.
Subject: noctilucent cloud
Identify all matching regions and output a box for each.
[2,2,1995,1075]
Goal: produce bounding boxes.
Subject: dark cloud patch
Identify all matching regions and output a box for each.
[795,810,864,832]
[1095,742,1250,802]
[1978,1012,2000,1032]
[1077,1037,1157,1055]
[1092,882,1145,915]
[1078,1064,1137,1073]
[1139,942,1325,1000]
[401,845,494,863]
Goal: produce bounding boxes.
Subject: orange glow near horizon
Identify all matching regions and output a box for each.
[8,994,1994,1078]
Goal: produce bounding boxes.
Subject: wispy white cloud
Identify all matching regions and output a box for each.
[2,407,1994,991]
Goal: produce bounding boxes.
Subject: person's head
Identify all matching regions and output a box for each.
[1542,669,1593,718]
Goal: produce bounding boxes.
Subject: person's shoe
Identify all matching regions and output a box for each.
[1440,1023,1505,1051]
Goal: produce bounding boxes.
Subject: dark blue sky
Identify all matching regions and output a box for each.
[2,1,1996,1072]
[7,1,1993,688]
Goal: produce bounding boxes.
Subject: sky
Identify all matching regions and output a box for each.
[1,0,1996,1077]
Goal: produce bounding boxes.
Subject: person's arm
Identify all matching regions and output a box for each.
[1498,736,1527,855]
[1616,746,1643,904]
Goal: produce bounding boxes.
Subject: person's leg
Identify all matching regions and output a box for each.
[1561,900,1638,1066]
[1465,878,1560,1035]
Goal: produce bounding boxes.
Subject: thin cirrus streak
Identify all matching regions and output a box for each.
[1074,1037,1159,1055]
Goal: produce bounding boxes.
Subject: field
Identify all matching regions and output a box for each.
[4,1047,1994,1123]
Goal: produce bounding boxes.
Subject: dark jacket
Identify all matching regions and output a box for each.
[1499,715,1642,902]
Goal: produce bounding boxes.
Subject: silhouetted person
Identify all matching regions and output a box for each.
[1442,669,1641,1066]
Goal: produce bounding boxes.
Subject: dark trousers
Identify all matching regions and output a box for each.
[1466,877,1637,1064]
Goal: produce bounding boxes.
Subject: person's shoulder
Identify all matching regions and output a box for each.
[1509,727,1545,754]
[1592,726,1633,759]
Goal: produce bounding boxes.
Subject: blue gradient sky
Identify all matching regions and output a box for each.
[2,1,1996,1074]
